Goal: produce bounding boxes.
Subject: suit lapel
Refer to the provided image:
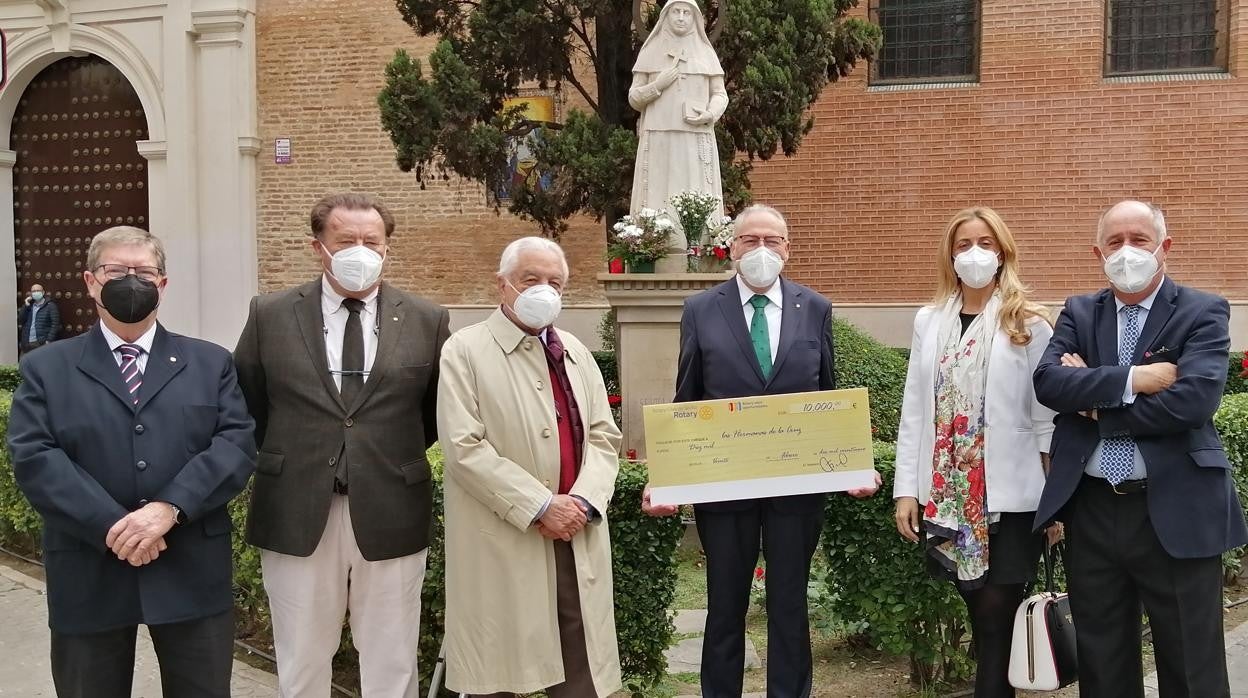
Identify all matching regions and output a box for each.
[135,325,186,411]
[295,280,346,412]
[766,279,803,387]
[715,281,765,384]
[1132,278,1177,363]
[1094,291,1119,367]
[76,325,136,410]
[346,285,403,416]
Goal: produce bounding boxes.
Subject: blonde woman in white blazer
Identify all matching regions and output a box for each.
[893,208,1059,698]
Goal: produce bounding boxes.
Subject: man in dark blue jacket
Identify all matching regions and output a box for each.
[7,226,256,698]
[17,283,60,354]
[1033,200,1246,698]
[644,204,878,698]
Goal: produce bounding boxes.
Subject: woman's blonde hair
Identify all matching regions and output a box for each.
[931,207,1051,345]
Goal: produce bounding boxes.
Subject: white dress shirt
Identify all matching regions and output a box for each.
[99,321,157,373]
[321,277,379,390]
[735,275,782,361]
[1085,279,1165,481]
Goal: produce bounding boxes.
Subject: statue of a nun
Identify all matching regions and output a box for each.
[629,0,728,270]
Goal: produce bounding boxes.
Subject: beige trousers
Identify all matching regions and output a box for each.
[262,494,427,698]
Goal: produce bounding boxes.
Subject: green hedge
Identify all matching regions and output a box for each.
[0,366,19,395]
[832,317,907,443]
[821,442,972,687]
[592,351,619,397]
[1215,393,1248,577]
[1,417,681,696]
[1226,351,1248,395]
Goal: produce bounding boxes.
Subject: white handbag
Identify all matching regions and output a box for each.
[1008,544,1078,691]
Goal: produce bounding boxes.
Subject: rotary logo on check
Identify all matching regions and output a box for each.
[697,406,714,420]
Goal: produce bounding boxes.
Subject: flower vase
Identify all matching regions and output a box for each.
[628,260,656,273]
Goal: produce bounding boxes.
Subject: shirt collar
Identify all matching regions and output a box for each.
[99,321,157,354]
[321,275,379,315]
[1114,276,1165,314]
[736,275,782,309]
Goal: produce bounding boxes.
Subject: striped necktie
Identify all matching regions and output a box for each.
[118,344,144,405]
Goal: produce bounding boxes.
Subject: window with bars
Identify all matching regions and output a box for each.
[870,0,980,84]
[1106,0,1228,75]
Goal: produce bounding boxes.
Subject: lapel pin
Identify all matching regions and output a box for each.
[169,357,177,363]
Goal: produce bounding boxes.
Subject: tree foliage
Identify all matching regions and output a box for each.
[379,0,880,235]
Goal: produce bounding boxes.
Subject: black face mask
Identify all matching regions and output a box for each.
[99,275,160,324]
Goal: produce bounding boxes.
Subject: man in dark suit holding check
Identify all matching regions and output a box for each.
[7,226,257,698]
[643,204,879,698]
[1033,200,1247,697]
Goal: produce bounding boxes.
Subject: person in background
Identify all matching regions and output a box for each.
[18,282,60,355]
[893,207,1059,698]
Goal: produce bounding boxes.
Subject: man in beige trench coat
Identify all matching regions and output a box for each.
[438,237,623,697]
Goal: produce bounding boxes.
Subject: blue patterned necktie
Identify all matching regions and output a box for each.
[118,344,144,405]
[1100,304,1140,484]
[748,295,772,379]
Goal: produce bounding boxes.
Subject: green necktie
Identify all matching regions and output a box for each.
[748,294,772,379]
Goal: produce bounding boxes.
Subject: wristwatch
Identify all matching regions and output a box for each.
[167,503,185,525]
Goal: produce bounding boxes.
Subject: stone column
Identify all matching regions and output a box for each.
[190,6,258,348]
[0,149,17,364]
[601,271,732,457]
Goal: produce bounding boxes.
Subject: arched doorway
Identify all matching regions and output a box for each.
[11,55,150,340]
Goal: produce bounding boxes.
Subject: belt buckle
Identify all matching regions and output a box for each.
[1111,482,1129,495]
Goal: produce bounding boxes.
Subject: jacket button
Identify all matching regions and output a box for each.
[536,380,544,390]
[345,418,354,427]
[524,341,532,350]
[329,456,337,466]
[138,498,149,507]
[541,428,552,438]
[136,460,147,471]
[134,424,144,434]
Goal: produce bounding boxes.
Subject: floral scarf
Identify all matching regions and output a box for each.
[924,293,1000,587]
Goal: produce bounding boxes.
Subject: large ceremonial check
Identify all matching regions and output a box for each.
[643,388,875,505]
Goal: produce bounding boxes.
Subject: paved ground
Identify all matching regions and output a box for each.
[0,564,276,697]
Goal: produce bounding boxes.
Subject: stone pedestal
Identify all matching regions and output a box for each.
[600,271,733,457]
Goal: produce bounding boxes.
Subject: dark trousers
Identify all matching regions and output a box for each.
[695,497,824,698]
[1065,477,1228,698]
[472,540,595,698]
[960,582,1026,698]
[50,610,234,698]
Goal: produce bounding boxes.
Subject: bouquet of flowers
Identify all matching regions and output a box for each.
[687,214,733,261]
[670,191,720,242]
[607,208,674,267]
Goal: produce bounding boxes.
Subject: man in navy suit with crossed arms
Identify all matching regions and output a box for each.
[1033,200,1247,697]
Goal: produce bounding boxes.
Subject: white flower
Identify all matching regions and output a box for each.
[622,224,642,238]
[639,207,656,219]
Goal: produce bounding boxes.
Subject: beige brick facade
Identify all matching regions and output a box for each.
[255,0,607,305]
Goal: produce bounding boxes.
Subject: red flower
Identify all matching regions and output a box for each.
[608,395,622,407]
[953,414,969,435]
[626,448,638,461]
[608,257,624,274]
[714,246,727,260]
[925,501,938,518]
[1240,352,1248,378]
[931,471,945,490]
[754,566,765,580]
[968,466,985,499]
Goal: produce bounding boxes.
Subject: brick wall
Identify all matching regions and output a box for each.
[255,0,607,305]
[750,0,1248,305]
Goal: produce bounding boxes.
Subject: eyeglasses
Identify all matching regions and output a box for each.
[735,235,788,249]
[92,264,164,283]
